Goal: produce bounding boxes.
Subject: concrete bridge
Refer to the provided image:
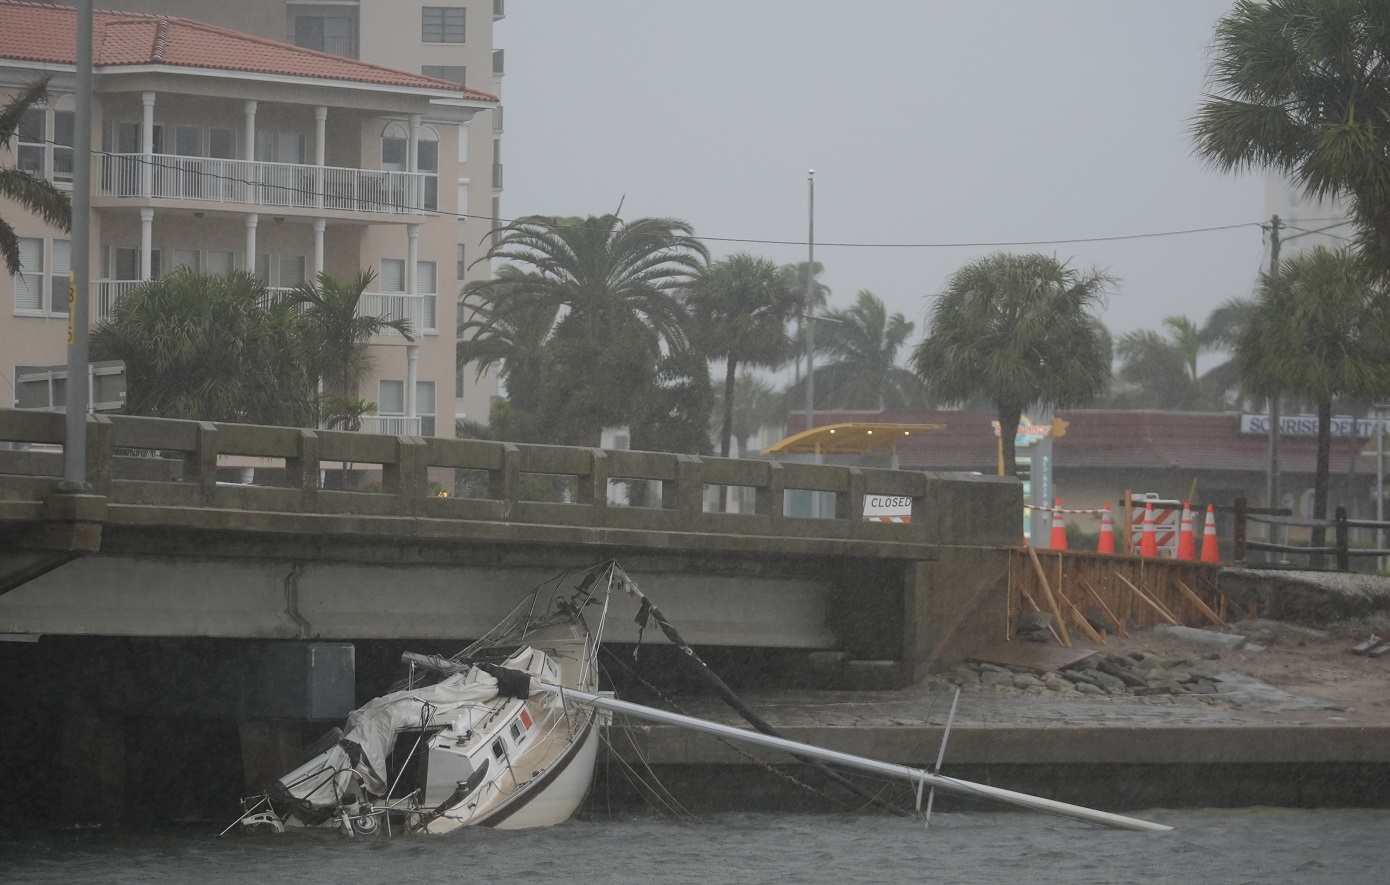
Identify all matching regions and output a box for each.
[0,407,1017,823]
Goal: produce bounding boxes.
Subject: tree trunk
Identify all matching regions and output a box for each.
[719,358,738,512]
[998,403,1023,479]
[1311,396,1332,568]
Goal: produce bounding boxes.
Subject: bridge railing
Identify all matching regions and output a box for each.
[0,409,1019,545]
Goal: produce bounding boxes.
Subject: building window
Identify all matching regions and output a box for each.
[378,379,405,418]
[53,106,74,185]
[423,65,466,85]
[457,122,469,163]
[457,181,469,218]
[17,108,46,178]
[422,7,465,43]
[171,249,200,272]
[417,380,437,437]
[419,128,439,211]
[279,255,307,289]
[209,127,238,160]
[13,237,44,313]
[456,243,466,279]
[111,245,161,282]
[207,251,236,277]
[294,15,357,58]
[379,258,405,293]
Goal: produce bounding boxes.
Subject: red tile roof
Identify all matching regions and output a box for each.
[0,1,497,100]
[791,409,1374,475]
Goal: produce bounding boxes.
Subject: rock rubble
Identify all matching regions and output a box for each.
[951,650,1229,704]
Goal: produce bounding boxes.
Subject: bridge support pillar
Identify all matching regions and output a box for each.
[60,708,124,825]
[904,546,1010,679]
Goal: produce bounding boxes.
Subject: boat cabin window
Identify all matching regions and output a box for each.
[491,739,505,760]
[509,721,523,743]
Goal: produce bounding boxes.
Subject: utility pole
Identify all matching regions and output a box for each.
[60,0,94,492]
[1266,213,1282,559]
[803,170,815,436]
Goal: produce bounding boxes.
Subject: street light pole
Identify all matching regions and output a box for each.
[60,0,94,492]
[803,170,815,435]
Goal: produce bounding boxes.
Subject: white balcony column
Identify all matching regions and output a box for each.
[312,218,326,278]
[140,91,155,197]
[313,106,327,209]
[406,223,419,299]
[139,208,154,280]
[407,113,421,210]
[243,100,257,159]
[406,344,420,430]
[245,213,258,277]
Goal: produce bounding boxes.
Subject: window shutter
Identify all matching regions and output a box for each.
[279,254,306,287]
[379,258,405,292]
[14,238,43,311]
[416,260,437,294]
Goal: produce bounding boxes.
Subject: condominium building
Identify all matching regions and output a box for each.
[1,1,499,434]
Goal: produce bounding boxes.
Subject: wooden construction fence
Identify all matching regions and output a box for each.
[1007,548,1227,646]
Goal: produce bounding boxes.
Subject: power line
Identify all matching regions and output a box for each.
[34,144,1273,250]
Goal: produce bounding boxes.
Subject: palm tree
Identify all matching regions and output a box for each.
[288,269,413,428]
[800,290,931,411]
[912,253,1114,478]
[458,268,560,402]
[2,77,72,273]
[711,370,779,457]
[780,260,831,382]
[1236,246,1390,561]
[464,214,708,445]
[1197,296,1257,408]
[90,268,316,425]
[1115,315,1209,410]
[685,253,798,459]
[1192,0,1390,275]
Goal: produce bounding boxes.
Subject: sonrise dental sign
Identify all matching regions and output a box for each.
[1240,414,1388,438]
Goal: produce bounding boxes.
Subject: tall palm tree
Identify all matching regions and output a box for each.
[685,253,798,459]
[458,267,560,399]
[90,268,316,425]
[780,260,831,382]
[1198,296,1257,408]
[1236,246,1390,560]
[2,77,72,273]
[711,370,779,458]
[464,214,708,446]
[1115,315,1209,410]
[288,269,413,427]
[1192,0,1390,276]
[801,290,931,411]
[912,253,1114,478]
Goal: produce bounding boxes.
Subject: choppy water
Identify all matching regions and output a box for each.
[3,809,1387,885]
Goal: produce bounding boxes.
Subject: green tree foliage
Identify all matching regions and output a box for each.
[288,269,413,428]
[799,290,932,411]
[1,78,72,273]
[711,370,779,458]
[90,269,316,424]
[912,253,1114,478]
[1236,246,1390,555]
[460,215,708,447]
[685,253,798,458]
[1192,0,1390,275]
[1114,316,1212,410]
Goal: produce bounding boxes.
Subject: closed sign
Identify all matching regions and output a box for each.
[864,495,913,522]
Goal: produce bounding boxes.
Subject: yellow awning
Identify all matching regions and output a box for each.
[762,422,945,456]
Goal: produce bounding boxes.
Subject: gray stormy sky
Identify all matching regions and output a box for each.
[496,1,1275,353]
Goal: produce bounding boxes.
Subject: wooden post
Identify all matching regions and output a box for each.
[1082,578,1127,638]
[1233,496,1248,564]
[1116,573,1180,626]
[1335,506,1350,572]
[1028,547,1071,647]
[1174,577,1225,628]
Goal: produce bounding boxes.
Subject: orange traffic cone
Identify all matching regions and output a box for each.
[1176,502,1196,560]
[1097,503,1116,554]
[1200,504,1221,563]
[1139,502,1158,557]
[1049,498,1068,550]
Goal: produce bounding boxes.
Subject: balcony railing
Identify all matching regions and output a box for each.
[358,415,423,436]
[97,153,435,215]
[91,279,143,320]
[361,291,437,335]
[493,48,505,76]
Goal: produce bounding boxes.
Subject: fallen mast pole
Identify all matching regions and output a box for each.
[543,685,1172,833]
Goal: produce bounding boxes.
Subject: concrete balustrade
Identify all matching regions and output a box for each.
[0,409,1020,548]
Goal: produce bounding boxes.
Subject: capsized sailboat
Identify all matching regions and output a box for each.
[235,562,616,836]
